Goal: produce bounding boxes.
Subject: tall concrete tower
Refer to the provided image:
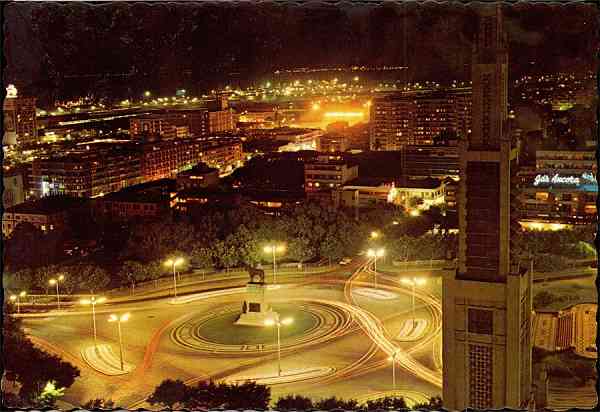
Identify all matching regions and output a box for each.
[442,4,533,410]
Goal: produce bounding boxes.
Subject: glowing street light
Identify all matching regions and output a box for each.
[264,316,294,377]
[80,296,107,349]
[144,91,151,97]
[370,231,380,239]
[367,248,385,288]
[108,313,130,371]
[9,291,26,314]
[264,244,286,284]
[387,350,399,389]
[49,275,65,310]
[401,277,427,327]
[164,257,185,297]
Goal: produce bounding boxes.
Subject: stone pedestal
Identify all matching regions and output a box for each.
[235,281,276,327]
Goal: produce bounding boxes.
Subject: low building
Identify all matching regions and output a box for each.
[244,190,305,215]
[318,134,349,153]
[335,176,446,212]
[176,188,242,213]
[304,154,358,204]
[93,179,177,222]
[2,196,87,237]
[176,163,219,190]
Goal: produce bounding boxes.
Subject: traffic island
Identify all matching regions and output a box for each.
[81,344,134,375]
[395,318,428,341]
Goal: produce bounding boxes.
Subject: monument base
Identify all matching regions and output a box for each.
[235,309,277,327]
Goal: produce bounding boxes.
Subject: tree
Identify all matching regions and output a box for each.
[64,264,110,294]
[364,396,407,410]
[36,380,65,408]
[119,260,149,294]
[148,379,188,409]
[320,231,345,264]
[315,396,358,410]
[3,311,80,405]
[276,394,314,410]
[4,223,50,271]
[413,396,443,410]
[82,398,115,409]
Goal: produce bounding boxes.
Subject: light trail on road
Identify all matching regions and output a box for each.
[343,259,443,388]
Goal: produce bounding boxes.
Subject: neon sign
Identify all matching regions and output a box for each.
[533,172,597,187]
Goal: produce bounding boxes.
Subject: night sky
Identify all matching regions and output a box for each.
[3,1,598,104]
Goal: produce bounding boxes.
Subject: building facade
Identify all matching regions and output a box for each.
[318,134,349,153]
[304,154,358,203]
[443,6,532,410]
[370,88,472,150]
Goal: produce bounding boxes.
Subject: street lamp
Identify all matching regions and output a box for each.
[370,231,380,239]
[367,248,385,288]
[387,350,399,390]
[80,296,107,349]
[9,291,26,314]
[48,275,65,310]
[401,277,427,327]
[164,257,184,297]
[264,244,285,284]
[264,316,293,377]
[108,313,130,371]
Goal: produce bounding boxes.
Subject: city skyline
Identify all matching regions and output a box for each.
[2,1,597,411]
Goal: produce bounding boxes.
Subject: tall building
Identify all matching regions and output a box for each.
[3,85,37,146]
[370,88,472,150]
[442,5,532,410]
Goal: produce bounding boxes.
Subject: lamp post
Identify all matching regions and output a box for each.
[80,296,107,349]
[48,275,65,310]
[387,350,399,390]
[164,257,184,297]
[367,248,385,288]
[9,291,26,314]
[401,277,426,327]
[108,313,130,371]
[264,316,293,377]
[264,244,285,284]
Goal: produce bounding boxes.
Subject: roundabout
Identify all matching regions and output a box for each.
[170,301,353,355]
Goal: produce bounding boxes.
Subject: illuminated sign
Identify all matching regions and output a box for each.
[533,172,597,188]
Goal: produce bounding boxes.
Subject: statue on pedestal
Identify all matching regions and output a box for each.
[235,265,277,327]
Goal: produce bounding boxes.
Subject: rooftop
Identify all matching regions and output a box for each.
[5,195,87,215]
[100,179,176,203]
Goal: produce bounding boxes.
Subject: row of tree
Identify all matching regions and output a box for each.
[146,378,443,411]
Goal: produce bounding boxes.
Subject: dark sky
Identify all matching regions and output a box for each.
[3,1,598,104]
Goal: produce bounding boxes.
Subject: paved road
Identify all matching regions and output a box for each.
[19,258,444,407]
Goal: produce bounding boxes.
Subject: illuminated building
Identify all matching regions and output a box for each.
[31,139,243,198]
[3,85,37,146]
[273,127,323,152]
[141,138,243,181]
[335,177,445,211]
[370,88,472,150]
[130,117,178,140]
[318,134,349,153]
[304,154,358,203]
[443,6,532,410]
[31,145,143,198]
